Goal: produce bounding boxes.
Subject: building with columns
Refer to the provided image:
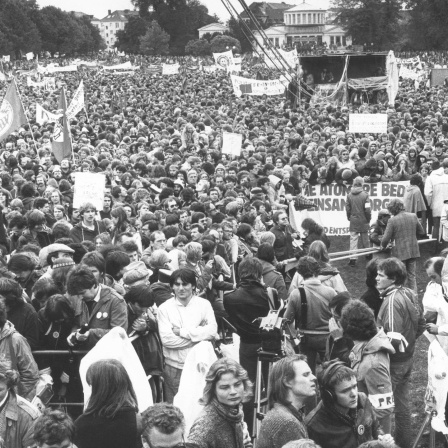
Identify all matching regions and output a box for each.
[252,1,351,50]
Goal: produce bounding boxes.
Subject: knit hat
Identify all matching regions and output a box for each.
[122,261,152,285]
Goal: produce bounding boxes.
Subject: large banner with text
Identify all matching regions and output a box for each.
[297,181,408,236]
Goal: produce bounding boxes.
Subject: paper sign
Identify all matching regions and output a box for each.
[222,132,242,156]
[73,172,106,211]
[349,113,388,134]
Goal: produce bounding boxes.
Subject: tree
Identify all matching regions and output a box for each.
[185,38,211,56]
[227,16,252,53]
[210,35,241,54]
[116,16,149,53]
[139,20,170,55]
[332,0,401,50]
[404,0,448,49]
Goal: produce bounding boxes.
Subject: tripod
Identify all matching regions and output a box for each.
[252,349,281,440]
[411,411,448,448]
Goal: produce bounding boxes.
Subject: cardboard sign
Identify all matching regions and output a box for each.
[349,113,388,134]
[222,132,242,156]
[73,172,106,211]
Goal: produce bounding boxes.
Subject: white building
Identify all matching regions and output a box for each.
[253,1,351,50]
[198,23,229,39]
[92,9,139,49]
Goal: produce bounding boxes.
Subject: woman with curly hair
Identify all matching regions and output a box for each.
[340,299,395,434]
[187,357,253,448]
[300,217,330,253]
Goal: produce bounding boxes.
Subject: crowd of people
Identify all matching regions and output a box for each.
[0,49,448,448]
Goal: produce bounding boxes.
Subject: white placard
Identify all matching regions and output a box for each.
[222,132,242,156]
[349,113,388,134]
[162,63,179,75]
[73,172,106,211]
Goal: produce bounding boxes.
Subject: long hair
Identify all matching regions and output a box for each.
[200,358,253,406]
[111,207,130,239]
[308,240,329,264]
[84,359,138,419]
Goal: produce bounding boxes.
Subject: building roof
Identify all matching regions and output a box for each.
[198,23,229,31]
[241,2,294,22]
[100,9,138,22]
[285,1,325,12]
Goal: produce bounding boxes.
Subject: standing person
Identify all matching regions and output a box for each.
[271,211,297,268]
[340,300,395,433]
[157,268,217,403]
[425,158,448,242]
[346,177,371,267]
[74,359,140,448]
[0,360,40,448]
[375,258,426,448]
[69,202,106,244]
[305,361,393,448]
[257,243,287,303]
[187,358,253,448]
[380,199,426,294]
[257,355,316,448]
[66,266,128,350]
[369,209,391,261]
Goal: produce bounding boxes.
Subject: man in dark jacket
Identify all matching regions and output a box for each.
[305,361,392,448]
[271,210,298,264]
[257,243,287,303]
[69,202,106,244]
[347,177,371,266]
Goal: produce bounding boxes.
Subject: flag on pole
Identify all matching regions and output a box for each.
[66,80,85,121]
[0,80,27,142]
[51,88,72,162]
[36,103,62,125]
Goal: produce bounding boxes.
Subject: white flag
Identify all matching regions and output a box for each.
[36,103,62,125]
[26,52,34,60]
[66,80,85,121]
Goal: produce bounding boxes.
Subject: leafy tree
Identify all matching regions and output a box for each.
[404,0,448,49]
[210,35,241,54]
[139,20,170,55]
[185,38,211,56]
[227,16,252,53]
[332,0,401,50]
[116,16,149,53]
[0,0,41,58]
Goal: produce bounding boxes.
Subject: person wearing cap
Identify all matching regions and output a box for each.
[346,177,371,267]
[69,202,106,244]
[369,210,391,260]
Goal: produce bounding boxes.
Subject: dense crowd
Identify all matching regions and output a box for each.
[0,50,448,448]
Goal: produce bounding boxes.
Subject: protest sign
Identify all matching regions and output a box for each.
[27,77,45,88]
[26,52,34,60]
[73,172,106,211]
[162,63,179,75]
[213,50,234,68]
[66,80,85,121]
[297,181,408,236]
[203,65,218,73]
[36,103,61,125]
[222,132,242,156]
[349,113,388,134]
[230,75,286,97]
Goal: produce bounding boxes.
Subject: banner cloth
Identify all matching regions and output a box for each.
[296,181,408,236]
[230,74,285,97]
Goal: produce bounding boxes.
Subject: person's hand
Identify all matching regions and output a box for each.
[329,317,343,340]
[378,434,394,444]
[75,331,89,342]
[172,326,180,336]
[291,233,298,239]
[426,323,439,335]
[67,332,77,347]
[205,260,214,271]
[132,318,147,332]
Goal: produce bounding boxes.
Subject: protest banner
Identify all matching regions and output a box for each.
[27,77,45,88]
[162,63,179,75]
[213,50,234,68]
[102,61,132,71]
[66,80,85,121]
[36,103,61,125]
[222,132,242,156]
[399,66,420,80]
[203,65,218,73]
[230,74,286,97]
[73,172,106,211]
[297,181,408,236]
[44,65,78,73]
[349,113,388,134]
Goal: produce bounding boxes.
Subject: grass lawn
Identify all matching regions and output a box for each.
[328,236,446,448]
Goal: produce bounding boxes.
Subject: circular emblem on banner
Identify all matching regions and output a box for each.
[358,425,365,435]
[217,55,230,67]
[0,100,14,139]
[53,331,60,339]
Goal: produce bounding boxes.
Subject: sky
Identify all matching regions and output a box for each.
[37,0,331,22]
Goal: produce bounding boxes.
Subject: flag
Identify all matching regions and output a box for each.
[26,52,34,60]
[66,80,84,121]
[51,88,72,162]
[36,103,61,125]
[0,80,27,142]
[181,75,188,92]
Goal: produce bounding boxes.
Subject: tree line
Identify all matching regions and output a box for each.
[0,0,104,58]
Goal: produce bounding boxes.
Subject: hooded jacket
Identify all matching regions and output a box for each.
[350,329,395,421]
[0,321,39,401]
[259,259,287,302]
[69,220,106,243]
[403,184,426,214]
[425,166,448,217]
[346,186,371,232]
